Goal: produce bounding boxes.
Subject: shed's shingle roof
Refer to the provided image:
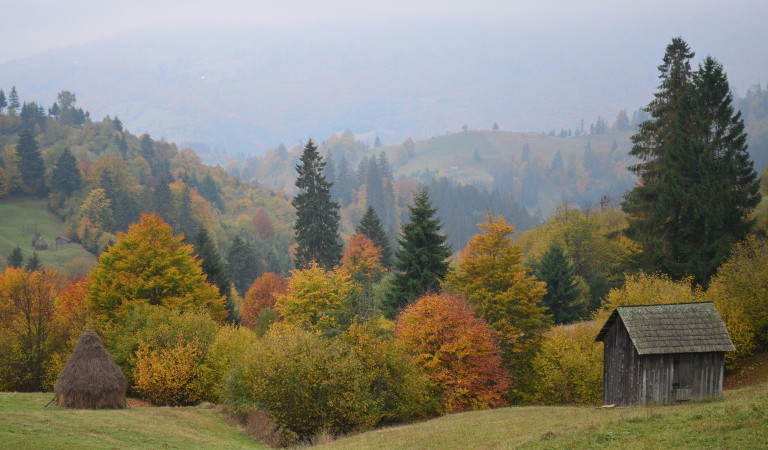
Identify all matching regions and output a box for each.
[595,302,735,354]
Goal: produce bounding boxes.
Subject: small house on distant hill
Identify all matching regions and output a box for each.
[595,302,734,406]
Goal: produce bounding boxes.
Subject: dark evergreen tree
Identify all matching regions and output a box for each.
[15,129,46,195]
[356,206,393,268]
[8,86,19,112]
[227,236,261,296]
[48,102,60,119]
[384,186,451,317]
[292,139,342,270]
[7,246,23,268]
[194,227,234,321]
[151,180,174,224]
[113,116,123,132]
[198,173,223,209]
[622,38,761,283]
[25,252,41,271]
[50,147,82,196]
[0,89,6,112]
[535,243,584,324]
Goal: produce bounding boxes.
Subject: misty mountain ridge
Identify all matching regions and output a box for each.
[4,14,766,157]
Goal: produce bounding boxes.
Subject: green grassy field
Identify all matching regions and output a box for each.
[0,393,261,449]
[2,365,764,449]
[0,197,95,275]
[322,379,768,449]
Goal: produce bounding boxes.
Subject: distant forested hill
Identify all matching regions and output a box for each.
[0,88,294,287]
[229,124,640,251]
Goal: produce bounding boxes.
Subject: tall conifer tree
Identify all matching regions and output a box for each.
[7,247,23,268]
[623,38,760,283]
[51,147,82,196]
[384,186,451,317]
[293,139,342,270]
[16,129,46,195]
[535,243,584,324]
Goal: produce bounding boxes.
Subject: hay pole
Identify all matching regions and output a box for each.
[44,397,55,408]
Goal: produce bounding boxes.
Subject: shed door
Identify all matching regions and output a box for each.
[672,354,693,402]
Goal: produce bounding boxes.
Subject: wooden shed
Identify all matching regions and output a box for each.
[595,302,735,406]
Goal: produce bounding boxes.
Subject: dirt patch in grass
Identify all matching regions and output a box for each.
[724,352,768,390]
[126,398,152,408]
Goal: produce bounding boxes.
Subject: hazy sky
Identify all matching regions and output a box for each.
[6,0,764,63]
[3,0,767,152]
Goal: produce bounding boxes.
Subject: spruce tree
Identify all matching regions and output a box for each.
[356,205,393,268]
[384,186,451,317]
[25,252,41,271]
[227,235,260,296]
[7,246,23,268]
[8,86,19,112]
[292,139,342,270]
[535,243,584,324]
[15,129,46,195]
[622,38,761,283]
[50,147,82,196]
[0,89,6,113]
[194,227,234,322]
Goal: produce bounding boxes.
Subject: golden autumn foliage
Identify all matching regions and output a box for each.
[0,268,89,391]
[133,341,205,406]
[444,213,550,399]
[240,273,288,329]
[528,320,604,405]
[395,294,510,414]
[199,325,258,402]
[275,262,358,335]
[705,236,768,368]
[598,272,702,322]
[97,304,219,401]
[88,213,225,321]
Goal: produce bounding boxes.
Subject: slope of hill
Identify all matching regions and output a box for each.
[0,393,260,449]
[320,376,768,449]
[0,198,95,275]
[238,128,637,215]
[3,374,764,449]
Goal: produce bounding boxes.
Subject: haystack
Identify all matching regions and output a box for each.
[54,330,127,409]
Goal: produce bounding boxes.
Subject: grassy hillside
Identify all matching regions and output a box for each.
[322,377,768,449]
[0,197,96,275]
[0,393,261,449]
[2,370,765,449]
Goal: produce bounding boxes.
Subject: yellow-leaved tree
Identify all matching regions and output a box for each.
[275,261,358,335]
[705,236,768,369]
[444,213,551,401]
[88,213,225,321]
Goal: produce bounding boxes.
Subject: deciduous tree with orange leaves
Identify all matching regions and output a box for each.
[0,268,87,391]
[444,213,551,401]
[241,273,289,329]
[340,233,385,319]
[395,293,509,414]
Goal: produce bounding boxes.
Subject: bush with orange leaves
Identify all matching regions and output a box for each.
[241,273,288,329]
[395,293,510,414]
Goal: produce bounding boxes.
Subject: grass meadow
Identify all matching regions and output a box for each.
[0,197,95,275]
